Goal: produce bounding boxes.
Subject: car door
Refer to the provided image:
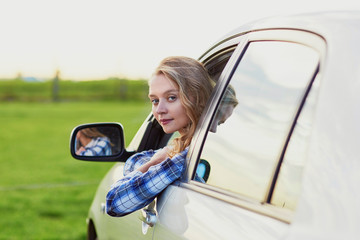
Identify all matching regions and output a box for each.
[96,167,156,240]
[86,114,174,240]
[152,29,324,239]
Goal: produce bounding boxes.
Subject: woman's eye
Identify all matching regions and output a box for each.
[151,99,159,105]
[168,96,177,101]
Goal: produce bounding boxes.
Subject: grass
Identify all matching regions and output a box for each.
[0,101,150,239]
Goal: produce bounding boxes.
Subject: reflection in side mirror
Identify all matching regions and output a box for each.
[196,159,211,182]
[70,123,130,162]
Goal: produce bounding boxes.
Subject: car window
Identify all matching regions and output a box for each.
[195,41,319,203]
[204,49,235,82]
[271,80,320,210]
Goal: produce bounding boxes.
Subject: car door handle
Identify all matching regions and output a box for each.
[139,209,157,227]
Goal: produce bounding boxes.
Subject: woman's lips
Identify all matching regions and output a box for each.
[160,119,172,125]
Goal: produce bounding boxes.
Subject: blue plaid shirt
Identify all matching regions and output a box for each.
[106,147,188,217]
[78,137,112,156]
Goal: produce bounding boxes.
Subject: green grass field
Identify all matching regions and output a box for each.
[0,101,150,239]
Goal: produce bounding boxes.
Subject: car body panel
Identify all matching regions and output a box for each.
[153,184,287,240]
[88,162,154,239]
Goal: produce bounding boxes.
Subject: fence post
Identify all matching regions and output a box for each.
[119,79,128,100]
[52,70,60,102]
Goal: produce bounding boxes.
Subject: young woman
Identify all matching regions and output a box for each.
[106,56,214,217]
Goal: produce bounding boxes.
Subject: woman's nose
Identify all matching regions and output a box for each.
[156,99,167,114]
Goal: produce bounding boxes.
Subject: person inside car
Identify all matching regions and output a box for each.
[106,56,214,217]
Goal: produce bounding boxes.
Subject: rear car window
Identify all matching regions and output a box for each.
[196,41,319,208]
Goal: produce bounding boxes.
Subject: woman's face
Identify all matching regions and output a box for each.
[209,103,235,133]
[149,74,190,135]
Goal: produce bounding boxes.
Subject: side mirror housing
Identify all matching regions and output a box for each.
[70,122,134,162]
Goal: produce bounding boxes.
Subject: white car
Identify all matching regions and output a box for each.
[70,11,360,240]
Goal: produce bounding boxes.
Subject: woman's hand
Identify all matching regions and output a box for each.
[150,146,170,164]
[137,147,170,173]
[76,146,86,155]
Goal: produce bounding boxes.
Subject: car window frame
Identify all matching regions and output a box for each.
[181,29,326,223]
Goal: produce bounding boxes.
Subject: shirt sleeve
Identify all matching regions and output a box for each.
[106,148,188,217]
[79,137,112,156]
[123,150,156,176]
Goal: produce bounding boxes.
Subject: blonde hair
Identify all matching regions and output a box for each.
[153,56,214,157]
[78,128,113,150]
[222,85,238,107]
[80,128,106,138]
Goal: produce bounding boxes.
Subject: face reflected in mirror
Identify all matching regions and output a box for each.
[75,126,121,157]
[209,85,238,133]
[210,104,235,133]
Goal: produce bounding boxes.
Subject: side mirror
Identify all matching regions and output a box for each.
[70,123,133,162]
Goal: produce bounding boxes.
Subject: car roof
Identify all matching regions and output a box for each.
[200,11,360,73]
[218,11,360,43]
[202,11,360,99]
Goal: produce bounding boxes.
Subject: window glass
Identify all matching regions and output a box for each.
[196,41,319,202]
[205,49,235,82]
[271,80,320,210]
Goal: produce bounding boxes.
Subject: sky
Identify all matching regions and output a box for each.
[0,0,359,80]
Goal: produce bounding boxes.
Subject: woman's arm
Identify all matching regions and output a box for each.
[137,147,169,173]
[78,138,111,156]
[106,148,187,217]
